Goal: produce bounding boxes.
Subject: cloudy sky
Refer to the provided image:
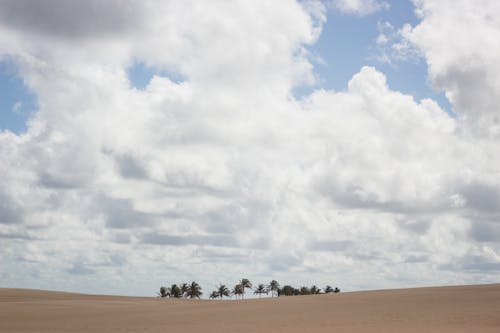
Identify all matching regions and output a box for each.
[1,0,500,296]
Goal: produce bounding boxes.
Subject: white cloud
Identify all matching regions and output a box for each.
[0,0,500,295]
[332,0,389,16]
[375,21,421,64]
[389,0,500,138]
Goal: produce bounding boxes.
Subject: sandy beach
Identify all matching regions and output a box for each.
[1,284,499,332]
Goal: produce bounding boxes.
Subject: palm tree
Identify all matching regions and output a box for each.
[158,286,168,298]
[324,285,334,294]
[216,284,230,299]
[254,284,268,298]
[168,284,182,298]
[299,286,311,295]
[268,280,279,297]
[180,283,189,298]
[240,278,252,299]
[209,291,219,299]
[310,285,321,294]
[232,284,244,299]
[186,281,203,299]
[334,287,340,293]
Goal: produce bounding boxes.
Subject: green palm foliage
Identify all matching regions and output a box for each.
[216,284,230,299]
[254,284,268,298]
[240,278,252,299]
[279,285,295,296]
[158,286,168,298]
[269,280,279,297]
[168,284,182,298]
[180,283,189,298]
[186,281,203,299]
[299,286,311,295]
[310,285,321,294]
[157,280,337,299]
[232,284,243,299]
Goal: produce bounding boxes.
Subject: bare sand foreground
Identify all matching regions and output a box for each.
[1,284,499,333]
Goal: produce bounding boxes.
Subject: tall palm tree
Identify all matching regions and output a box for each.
[186,281,203,299]
[253,284,268,298]
[240,278,252,299]
[168,284,182,298]
[217,284,230,299]
[180,283,189,298]
[324,285,334,294]
[232,284,243,299]
[268,280,279,297]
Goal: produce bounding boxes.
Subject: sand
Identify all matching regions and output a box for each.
[1,284,499,332]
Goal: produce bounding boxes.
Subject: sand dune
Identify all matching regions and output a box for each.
[1,284,499,332]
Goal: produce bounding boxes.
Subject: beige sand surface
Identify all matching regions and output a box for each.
[1,284,499,332]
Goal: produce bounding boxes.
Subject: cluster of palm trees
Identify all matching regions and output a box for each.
[278,284,340,296]
[158,281,203,299]
[209,280,340,299]
[209,278,261,299]
[159,279,340,300]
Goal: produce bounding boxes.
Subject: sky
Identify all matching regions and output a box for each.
[0,0,499,297]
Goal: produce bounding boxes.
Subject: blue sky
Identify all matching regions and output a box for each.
[0,59,37,133]
[0,0,451,134]
[310,0,450,110]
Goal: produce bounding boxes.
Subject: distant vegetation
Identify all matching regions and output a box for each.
[158,279,340,299]
[158,281,202,299]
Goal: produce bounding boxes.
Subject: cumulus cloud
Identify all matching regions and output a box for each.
[332,0,389,16]
[392,0,500,138]
[0,0,146,38]
[0,0,499,295]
